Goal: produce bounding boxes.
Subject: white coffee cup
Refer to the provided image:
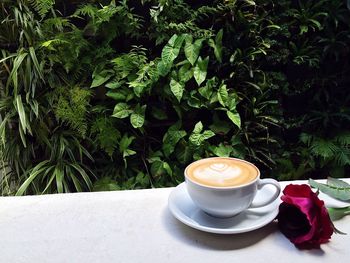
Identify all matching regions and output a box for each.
[184,157,281,218]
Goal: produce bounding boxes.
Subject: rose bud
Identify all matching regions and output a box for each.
[277,184,334,249]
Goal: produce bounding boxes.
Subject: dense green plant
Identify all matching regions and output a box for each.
[1,0,349,195]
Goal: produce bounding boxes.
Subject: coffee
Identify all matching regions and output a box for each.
[185,157,258,187]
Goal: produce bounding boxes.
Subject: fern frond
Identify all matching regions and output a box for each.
[310,138,337,159]
[54,87,91,137]
[28,0,55,18]
[335,132,350,146]
[335,148,350,165]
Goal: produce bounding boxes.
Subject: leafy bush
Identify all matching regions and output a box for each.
[1,0,349,195]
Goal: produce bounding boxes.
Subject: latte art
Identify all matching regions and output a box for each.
[186,158,258,187]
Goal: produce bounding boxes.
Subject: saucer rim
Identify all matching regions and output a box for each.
[168,182,280,234]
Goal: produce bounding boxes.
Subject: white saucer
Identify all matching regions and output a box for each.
[168,183,280,234]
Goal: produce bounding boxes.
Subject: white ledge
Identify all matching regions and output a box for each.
[0,179,349,263]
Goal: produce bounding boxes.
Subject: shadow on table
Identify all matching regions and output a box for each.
[161,207,278,251]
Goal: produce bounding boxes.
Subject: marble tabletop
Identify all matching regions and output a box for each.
[0,179,349,263]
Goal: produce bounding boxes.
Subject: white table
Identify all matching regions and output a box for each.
[0,179,349,263]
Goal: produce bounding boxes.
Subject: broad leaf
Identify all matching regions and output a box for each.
[227,111,241,129]
[327,177,350,188]
[170,79,184,102]
[106,91,126,101]
[184,36,203,65]
[91,70,113,88]
[130,104,146,128]
[178,63,193,83]
[112,103,132,118]
[309,179,350,201]
[211,143,233,157]
[157,60,171,77]
[161,34,183,69]
[163,129,187,157]
[194,56,209,86]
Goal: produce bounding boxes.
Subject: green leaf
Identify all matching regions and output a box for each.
[193,121,203,134]
[327,177,350,188]
[161,34,183,69]
[16,96,27,134]
[217,84,228,107]
[157,60,171,77]
[16,160,50,196]
[91,71,113,88]
[151,160,166,177]
[130,104,146,128]
[162,129,187,157]
[151,107,168,120]
[184,36,203,65]
[178,63,193,83]
[309,179,350,201]
[170,79,184,102]
[328,207,350,221]
[211,143,233,157]
[106,91,126,101]
[29,47,44,80]
[189,122,215,146]
[227,111,241,129]
[119,134,135,152]
[193,56,209,86]
[208,29,223,63]
[6,51,28,94]
[112,103,132,118]
[93,177,120,191]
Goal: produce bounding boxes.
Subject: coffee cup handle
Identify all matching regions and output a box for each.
[249,179,281,208]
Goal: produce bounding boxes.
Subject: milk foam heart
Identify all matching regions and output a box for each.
[186,158,258,187]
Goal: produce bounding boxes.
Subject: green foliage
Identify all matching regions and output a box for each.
[28,0,55,18]
[54,86,92,137]
[1,0,350,195]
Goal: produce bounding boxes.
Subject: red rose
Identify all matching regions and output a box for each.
[277,184,334,249]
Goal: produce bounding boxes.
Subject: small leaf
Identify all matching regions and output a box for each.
[328,207,350,221]
[130,104,146,128]
[211,143,233,157]
[119,134,135,152]
[193,56,209,86]
[208,29,223,63]
[112,103,132,118]
[170,79,184,102]
[16,96,27,134]
[217,84,228,107]
[106,91,126,101]
[193,121,203,134]
[227,111,241,129]
[309,179,350,201]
